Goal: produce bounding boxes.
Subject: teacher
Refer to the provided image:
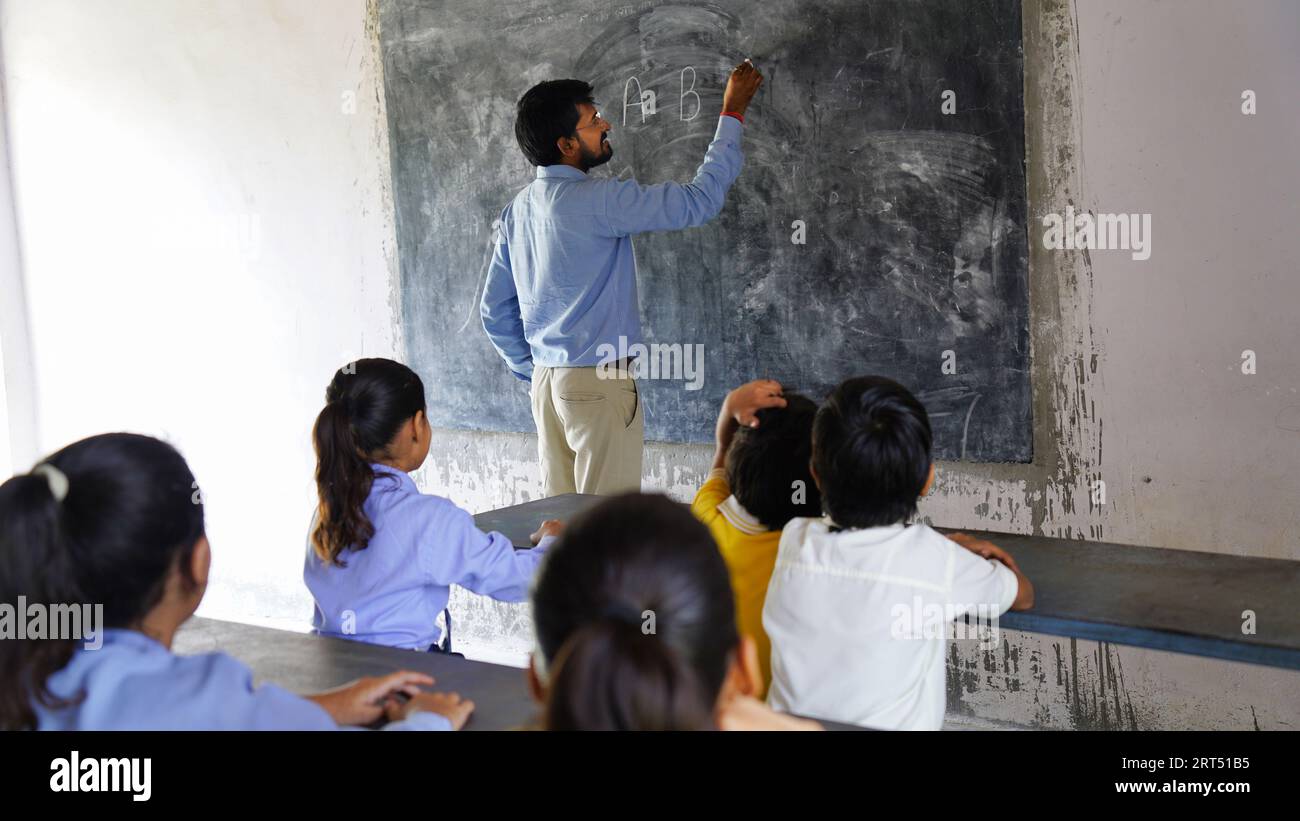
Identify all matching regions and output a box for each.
[481,61,763,496]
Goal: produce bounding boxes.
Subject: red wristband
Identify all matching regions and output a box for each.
[721,110,745,124]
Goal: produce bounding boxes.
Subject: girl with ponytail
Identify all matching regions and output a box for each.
[0,433,472,730]
[528,493,821,731]
[306,358,558,653]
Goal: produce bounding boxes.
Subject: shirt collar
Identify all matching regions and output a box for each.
[536,164,588,180]
[823,515,908,536]
[719,495,770,536]
[100,628,168,653]
[370,463,417,492]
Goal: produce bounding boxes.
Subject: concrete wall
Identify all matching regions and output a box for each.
[0,0,403,626]
[0,33,33,480]
[2,0,1296,725]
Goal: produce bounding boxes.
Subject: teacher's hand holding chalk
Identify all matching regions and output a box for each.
[723,59,764,118]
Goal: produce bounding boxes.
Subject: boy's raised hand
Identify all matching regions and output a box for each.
[726,379,788,428]
[711,379,787,470]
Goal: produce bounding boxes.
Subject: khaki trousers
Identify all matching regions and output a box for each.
[531,364,643,496]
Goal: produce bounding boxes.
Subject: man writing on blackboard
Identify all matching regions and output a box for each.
[481,61,763,496]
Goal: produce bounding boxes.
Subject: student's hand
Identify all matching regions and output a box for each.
[308,670,434,726]
[722,59,763,116]
[711,379,787,469]
[725,379,788,428]
[947,532,1022,574]
[717,695,822,731]
[530,519,564,544]
[384,691,476,731]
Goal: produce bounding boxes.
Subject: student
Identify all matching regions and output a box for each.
[529,492,820,731]
[0,432,471,731]
[305,358,558,654]
[689,379,819,697]
[763,376,1035,730]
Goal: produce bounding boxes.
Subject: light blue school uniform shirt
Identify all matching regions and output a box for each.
[480,115,746,382]
[304,464,549,651]
[34,628,450,730]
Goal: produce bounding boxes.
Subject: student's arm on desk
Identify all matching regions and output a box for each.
[530,519,564,545]
[947,532,1035,610]
[383,691,475,731]
[306,670,472,731]
[423,502,551,602]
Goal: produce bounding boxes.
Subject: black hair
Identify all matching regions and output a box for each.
[0,433,206,730]
[532,493,739,730]
[311,358,427,567]
[812,376,933,529]
[514,79,595,168]
[725,392,822,529]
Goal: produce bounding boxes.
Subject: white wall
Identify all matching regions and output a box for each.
[0,37,34,479]
[1069,1,1300,556]
[2,0,1297,726]
[0,0,401,627]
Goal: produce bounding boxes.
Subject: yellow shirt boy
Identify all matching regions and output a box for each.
[691,468,781,697]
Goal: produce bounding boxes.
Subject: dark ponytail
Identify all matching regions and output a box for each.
[532,493,739,731]
[311,358,426,566]
[0,433,205,730]
[545,620,715,731]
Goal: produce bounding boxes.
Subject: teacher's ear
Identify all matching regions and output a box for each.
[556,133,579,162]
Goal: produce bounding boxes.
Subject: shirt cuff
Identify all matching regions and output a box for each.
[721,110,745,124]
[535,534,558,550]
[714,114,744,143]
[706,468,728,483]
[382,711,453,732]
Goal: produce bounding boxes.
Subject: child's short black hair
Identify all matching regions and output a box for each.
[725,392,821,530]
[812,376,932,529]
[514,79,595,168]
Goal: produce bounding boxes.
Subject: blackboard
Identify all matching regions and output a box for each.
[379,0,1031,461]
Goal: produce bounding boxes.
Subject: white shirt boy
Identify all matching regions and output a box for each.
[763,516,1019,730]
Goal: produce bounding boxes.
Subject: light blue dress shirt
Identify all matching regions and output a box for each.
[480,115,746,381]
[34,628,450,730]
[304,464,549,651]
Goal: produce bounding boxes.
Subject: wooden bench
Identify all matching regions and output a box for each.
[476,494,1300,670]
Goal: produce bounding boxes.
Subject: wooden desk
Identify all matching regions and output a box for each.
[174,617,538,731]
[474,494,1300,670]
[174,617,862,730]
[472,492,604,548]
[950,530,1300,670]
